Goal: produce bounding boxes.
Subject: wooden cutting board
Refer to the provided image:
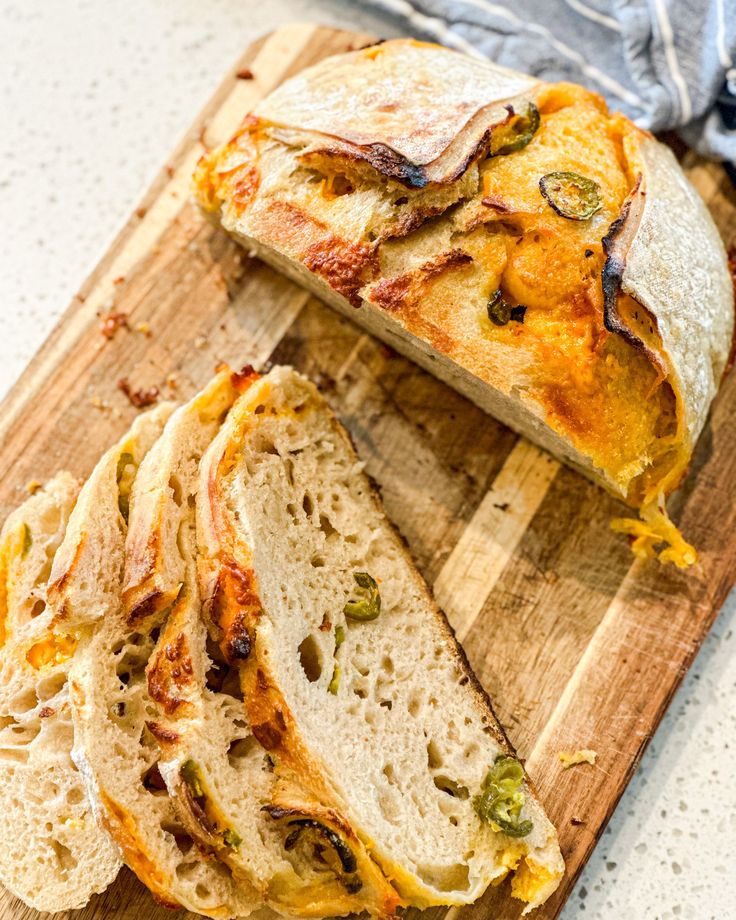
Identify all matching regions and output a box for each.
[2,22,735,920]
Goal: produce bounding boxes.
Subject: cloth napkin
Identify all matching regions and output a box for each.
[359,0,736,164]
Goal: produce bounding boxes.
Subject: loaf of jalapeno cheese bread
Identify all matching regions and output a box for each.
[194,39,734,567]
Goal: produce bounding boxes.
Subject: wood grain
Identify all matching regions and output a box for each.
[1,23,735,920]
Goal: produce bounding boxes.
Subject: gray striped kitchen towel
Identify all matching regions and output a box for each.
[359,0,736,164]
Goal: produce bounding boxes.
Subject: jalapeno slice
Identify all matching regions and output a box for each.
[180,759,204,798]
[21,523,32,557]
[282,818,362,891]
[491,102,540,157]
[222,828,242,849]
[116,451,135,523]
[539,171,602,220]
[487,291,526,327]
[474,754,533,838]
[343,572,381,621]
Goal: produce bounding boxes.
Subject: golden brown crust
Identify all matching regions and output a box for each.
[254,200,378,307]
[204,558,259,666]
[146,625,195,716]
[47,533,87,624]
[145,720,182,748]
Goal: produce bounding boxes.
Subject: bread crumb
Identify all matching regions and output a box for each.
[135,206,148,219]
[25,479,42,495]
[99,310,129,340]
[117,378,159,408]
[194,336,207,349]
[559,749,597,769]
[134,321,152,337]
[165,373,178,390]
[236,67,254,80]
[89,395,111,411]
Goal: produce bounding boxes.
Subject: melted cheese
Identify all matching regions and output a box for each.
[611,496,697,568]
[26,633,78,669]
[511,857,559,905]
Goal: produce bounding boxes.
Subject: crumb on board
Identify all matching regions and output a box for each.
[134,321,152,337]
[113,276,125,286]
[194,336,207,349]
[99,310,129,340]
[165,373,178,390]
[559,749,597,769]
[570,816,585,826]
[25,479,42,495]
[117,377,159,408]
[135,206,148,219]
[236,67,254,79]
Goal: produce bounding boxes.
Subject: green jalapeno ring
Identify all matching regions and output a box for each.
[491,102,541,157]
[343,572,381,621]
[180,759,204,799]
[539,170,602,220]
[487,291,527,327]
[116,451,135,523]
[474,753,533,838]
[21,523,33,558]
[223,828,242,849]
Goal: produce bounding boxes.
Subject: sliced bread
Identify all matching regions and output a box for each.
[124,366,399,918]
[0,473,121,911]
[0,472,79,649]
[197,366,564,914]
[49,400,268,918]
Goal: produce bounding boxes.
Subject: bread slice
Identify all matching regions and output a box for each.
[48,401,273,918]
[197,366,564,915]
[0,473,121,911]
[0,473,79,649]
[123,365,400,918]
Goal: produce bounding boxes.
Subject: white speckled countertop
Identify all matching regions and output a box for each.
[1,2,734,917]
